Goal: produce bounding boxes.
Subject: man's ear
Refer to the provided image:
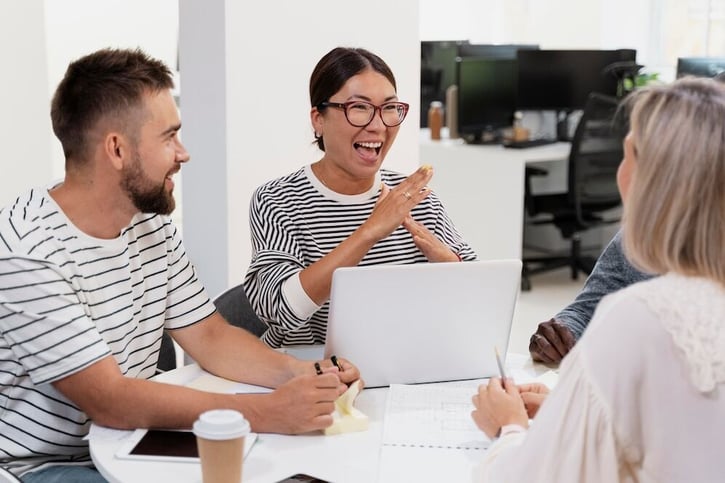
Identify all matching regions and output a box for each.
[104,132,128,171]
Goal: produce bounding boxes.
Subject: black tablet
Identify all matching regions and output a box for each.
[116,429,257,463]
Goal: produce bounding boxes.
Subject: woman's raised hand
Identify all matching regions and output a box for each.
[362,165,434,241]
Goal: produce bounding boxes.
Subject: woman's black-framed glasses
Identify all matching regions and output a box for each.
[317,100,410,127]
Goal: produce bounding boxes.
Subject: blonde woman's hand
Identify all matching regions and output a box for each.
[471,377,528,439]
[517,382,550,418]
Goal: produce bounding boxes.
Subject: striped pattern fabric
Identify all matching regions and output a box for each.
[243,165,477,348]
[0,188,215,476]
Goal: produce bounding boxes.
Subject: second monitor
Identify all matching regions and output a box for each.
[516,49,637,111]
[456,57,517,143]
[676,57,725,78]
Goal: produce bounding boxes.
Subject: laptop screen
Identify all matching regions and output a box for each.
[324,260,522,387]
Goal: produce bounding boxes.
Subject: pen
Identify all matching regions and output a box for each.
[494,346,507,388]
[330,355,343,372]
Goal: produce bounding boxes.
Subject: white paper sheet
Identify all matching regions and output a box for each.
[382,383,490,450]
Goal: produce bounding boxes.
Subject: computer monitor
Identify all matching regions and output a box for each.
[516,49,637,111]
[421,40,469,126]
[421,40,469,96]
[457,43,539,60]
[676,57,725,78]
[456,57,517,142]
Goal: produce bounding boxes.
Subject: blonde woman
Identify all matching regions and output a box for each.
[471,77,725,482]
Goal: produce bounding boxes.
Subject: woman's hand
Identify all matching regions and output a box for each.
[471,377,529,439]
[402,216,458,262]
[517,382,550,418]
[361,165,434,242]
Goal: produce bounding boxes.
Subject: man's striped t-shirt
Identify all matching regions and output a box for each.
[0,188,215,476]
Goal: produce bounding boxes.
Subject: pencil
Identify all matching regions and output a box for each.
[494,346,507,386]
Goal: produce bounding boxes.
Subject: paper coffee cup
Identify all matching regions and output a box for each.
[193,409,250,483]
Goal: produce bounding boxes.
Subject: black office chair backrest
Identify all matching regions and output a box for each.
[214,284,267,338]
[568,92,627,221]
[157,332,177,372]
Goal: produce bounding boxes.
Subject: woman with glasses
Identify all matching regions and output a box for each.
[243,47,476,348]
[471,77,725,482]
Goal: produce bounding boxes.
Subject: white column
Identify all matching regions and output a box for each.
[0,2,53,206]
[178,0,230,298]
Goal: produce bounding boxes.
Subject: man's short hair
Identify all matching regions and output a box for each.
[50,48,174,161]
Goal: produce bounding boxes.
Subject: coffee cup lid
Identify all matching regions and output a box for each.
[193,409,250,440]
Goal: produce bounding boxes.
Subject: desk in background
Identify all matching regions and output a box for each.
[90,351,549,483]
[419,129,570,260]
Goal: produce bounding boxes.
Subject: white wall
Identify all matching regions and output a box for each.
[179,0,420,296]
[419,0,680,80]
[0,2,53,207]
[420,0,606,45]
[0,1,179,209]
[43,0,179,183]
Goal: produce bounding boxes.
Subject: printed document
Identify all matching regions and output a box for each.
[382,383,490,450]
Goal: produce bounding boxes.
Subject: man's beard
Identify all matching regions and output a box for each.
[121,153,176,215]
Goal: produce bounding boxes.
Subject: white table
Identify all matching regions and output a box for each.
[419,130,570,260]
[90,352,550,483]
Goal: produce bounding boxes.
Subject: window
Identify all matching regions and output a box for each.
[654,0,725,60]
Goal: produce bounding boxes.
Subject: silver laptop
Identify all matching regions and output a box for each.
[324,260,522,387]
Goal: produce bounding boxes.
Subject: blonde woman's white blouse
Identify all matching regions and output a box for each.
[475,273,725,483]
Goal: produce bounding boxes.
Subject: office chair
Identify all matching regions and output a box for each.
[213,283,267,337]
[603,60,644,97]
[156,331,178,373]
[156,283,267,371]
[521,92,626,290]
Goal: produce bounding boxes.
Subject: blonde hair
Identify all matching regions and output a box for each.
[623,77,725,284]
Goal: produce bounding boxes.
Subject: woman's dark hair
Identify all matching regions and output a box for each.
[309,47,397,151]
